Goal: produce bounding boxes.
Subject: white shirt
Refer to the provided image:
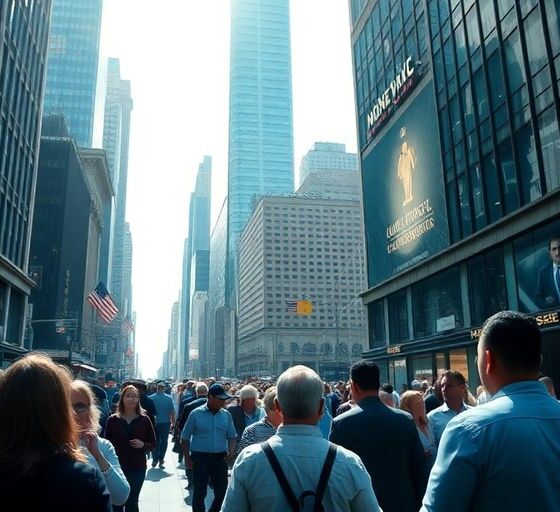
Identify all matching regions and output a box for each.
[221,424,381,512]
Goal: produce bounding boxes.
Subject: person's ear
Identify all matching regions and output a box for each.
[485,349,495,374]
[274,397,283,415]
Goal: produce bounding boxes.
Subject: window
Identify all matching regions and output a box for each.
[515,123,542,204]
[368,300,386,348]
[388,290,409,343]
[538,106,560,193]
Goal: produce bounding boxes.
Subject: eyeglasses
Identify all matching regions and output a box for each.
[73,402,91,414]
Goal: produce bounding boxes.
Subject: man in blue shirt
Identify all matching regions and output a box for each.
[149,382,176,468]
[181,383,237,512]
[422,310,560,511]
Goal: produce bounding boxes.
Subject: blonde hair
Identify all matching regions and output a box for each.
[262,386,277,413]
[71,379,102,433]
[0,353,86,477]
[399,390,427,426]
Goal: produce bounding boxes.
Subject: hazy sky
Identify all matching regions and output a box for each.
[93,0,358,377]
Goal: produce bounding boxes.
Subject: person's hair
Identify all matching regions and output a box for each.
[464,388,477,407]
[262,386,277,413]
[323,382,331,393]
[0,353,86,477]
[239,384,259,401]
[480,311,541,373]
[381,383,394,394]
[400,390,427,426]
[350,360,380,391]
[548,234,560,250]
[441,370,466,386]
[276,366,322,418]
[195,382,208,396]
[476,385,485,397]
[71,379,101,433]
[117,385,145,416]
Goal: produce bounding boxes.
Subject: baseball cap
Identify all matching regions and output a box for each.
[208,383,233,400]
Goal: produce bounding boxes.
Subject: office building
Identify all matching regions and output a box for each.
[227,0,295,301]
[298,142,358,186]
[0,1,52,365]
[237,189,367,378]
[351,1,560,389]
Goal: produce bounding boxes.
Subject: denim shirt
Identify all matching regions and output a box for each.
[181,404,237,453]
[427,401,471,445]
[422,381,560,512]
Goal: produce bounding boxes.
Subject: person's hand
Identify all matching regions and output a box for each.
[130,439,145,449]
[227,453,235,465]
[185,456,193,470]
[82,430,101,458]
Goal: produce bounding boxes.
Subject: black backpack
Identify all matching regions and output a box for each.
[260,441,337,512]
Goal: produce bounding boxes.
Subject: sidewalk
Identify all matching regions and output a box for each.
[139,441,215,512]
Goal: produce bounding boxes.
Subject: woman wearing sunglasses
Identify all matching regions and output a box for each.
[71,380,130,506]
[105,384,156,512]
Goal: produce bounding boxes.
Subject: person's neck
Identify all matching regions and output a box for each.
[122,409,138,419]
[354,390,378,403]
[282,417,317,426]
[487,372,540,395]
[266,414,281,428]
[446,399,464,413]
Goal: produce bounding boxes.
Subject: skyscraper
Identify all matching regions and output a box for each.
[299,142,358,186]
[0,1,52,364]
[227,0,295,300]
[42,0,103,147]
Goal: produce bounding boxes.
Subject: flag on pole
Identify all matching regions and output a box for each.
[87,281,118,324]
[286,300,297,313]
[125,346,134,358]
[286,300,313,315]
[122,316,135,334]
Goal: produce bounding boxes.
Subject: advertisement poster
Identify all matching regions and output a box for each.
[362,81,450,287]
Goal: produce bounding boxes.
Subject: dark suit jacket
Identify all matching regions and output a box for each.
[536,264,560,307]
[330,396,429,512]
[227,403,247,441]
[0,453,111,511]
[177,397,208,434]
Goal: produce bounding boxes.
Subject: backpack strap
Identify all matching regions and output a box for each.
[260,442,300,512]
[313,443,337,511]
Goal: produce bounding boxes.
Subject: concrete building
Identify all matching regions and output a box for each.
[43,0,103,147]
[298,142,358,186]
[352,1,560,389]
[237,192,367,379]
[227,0,295,302]
[165,295,181,379]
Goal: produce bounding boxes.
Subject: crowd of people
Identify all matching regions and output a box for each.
[0,310,559,511]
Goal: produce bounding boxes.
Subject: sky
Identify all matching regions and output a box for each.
[93,0,358,378]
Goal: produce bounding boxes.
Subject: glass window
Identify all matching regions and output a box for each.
[412,266,463,338]
[545,1,560,57]
[458,174,473,236]
[468,247,507,325]
[515,122,542,204]
[389,358,408,394]
[472,68,489,120]
[538,106,560,193]
[447,181,461,243]
[524,9,548,76]
[454,22,467,68]
[388,290,409,343]
[449,348,469,382]
[436,352,447,377]
[504,30,526,93]
[482,153,503,222]
[466,7,480,54]
[412,355,433,382]
[470,163,487,230]
[369,299,386,348]
[498,138,520,213]
[7,288,22,344]
[487,51,506,110]
[479,0,496,40]
[513,219,560,312]
[497,0,514,19]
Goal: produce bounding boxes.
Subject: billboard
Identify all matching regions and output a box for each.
[362,81,449,287]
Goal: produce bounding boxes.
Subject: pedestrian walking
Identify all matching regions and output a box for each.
[149,381,176,468]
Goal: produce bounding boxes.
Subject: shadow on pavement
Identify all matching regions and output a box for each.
[145,467,174,482]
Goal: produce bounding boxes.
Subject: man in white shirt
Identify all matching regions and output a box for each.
[221,365,381,512]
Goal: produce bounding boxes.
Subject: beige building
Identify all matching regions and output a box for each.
[237,183,367,378]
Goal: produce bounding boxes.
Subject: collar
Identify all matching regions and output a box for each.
[492,380,550,400]
[441,401,469,413]
[276,424,323,438]
[357,395,381,406]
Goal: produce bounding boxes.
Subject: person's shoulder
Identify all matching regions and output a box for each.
[427,404,446,417]
[333,443,370,469]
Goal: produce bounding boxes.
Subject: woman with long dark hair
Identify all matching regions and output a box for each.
[0,353,111,510]
[105,384,156,512]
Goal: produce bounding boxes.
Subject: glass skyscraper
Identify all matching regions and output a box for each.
[227,0,295,300]
[43,0,103,147]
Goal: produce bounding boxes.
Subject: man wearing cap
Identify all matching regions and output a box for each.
[181,383,237,512]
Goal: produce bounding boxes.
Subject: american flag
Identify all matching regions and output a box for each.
[122,316,135,334]
[87,281,118,324]
[286,300,297,313]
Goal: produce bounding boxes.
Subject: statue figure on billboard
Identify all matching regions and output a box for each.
[397,127,415,206]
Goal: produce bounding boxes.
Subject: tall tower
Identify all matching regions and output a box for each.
[227,0,294,301]
[43,0,103,147]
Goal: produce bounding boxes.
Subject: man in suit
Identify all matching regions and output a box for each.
[536,234,560,308]
[330,360,429,512]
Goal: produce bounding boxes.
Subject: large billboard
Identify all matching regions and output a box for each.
[362,81,449,287]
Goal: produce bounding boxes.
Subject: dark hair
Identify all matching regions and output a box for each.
[441,370,466,386]
[480,310,541,373]
[381,383,394,394]
[350,360,380,391]
[548,235,560,250]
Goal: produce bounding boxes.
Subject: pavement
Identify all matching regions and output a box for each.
[139,441,216,512]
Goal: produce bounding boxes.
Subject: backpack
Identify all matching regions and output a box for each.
[260,441,337,512]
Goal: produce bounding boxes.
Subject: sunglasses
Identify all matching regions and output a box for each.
[73,402,91,414]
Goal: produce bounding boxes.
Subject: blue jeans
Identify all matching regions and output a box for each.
[113,468,145,512]
[153,422,171,462]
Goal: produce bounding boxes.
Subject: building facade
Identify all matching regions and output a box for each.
[237,193,368,379]
[0,1,52,365]
[298,142,359,186]
[351,0,560,390]
[43,0,103,147]
[227,0,295,301]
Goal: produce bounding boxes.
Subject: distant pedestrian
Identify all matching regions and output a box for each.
[105,385,157,512]
[149,382,176,468]
[0,354,111,511]
[422,311,560,511]
[227,385,265,443]
[222,365,381,511]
